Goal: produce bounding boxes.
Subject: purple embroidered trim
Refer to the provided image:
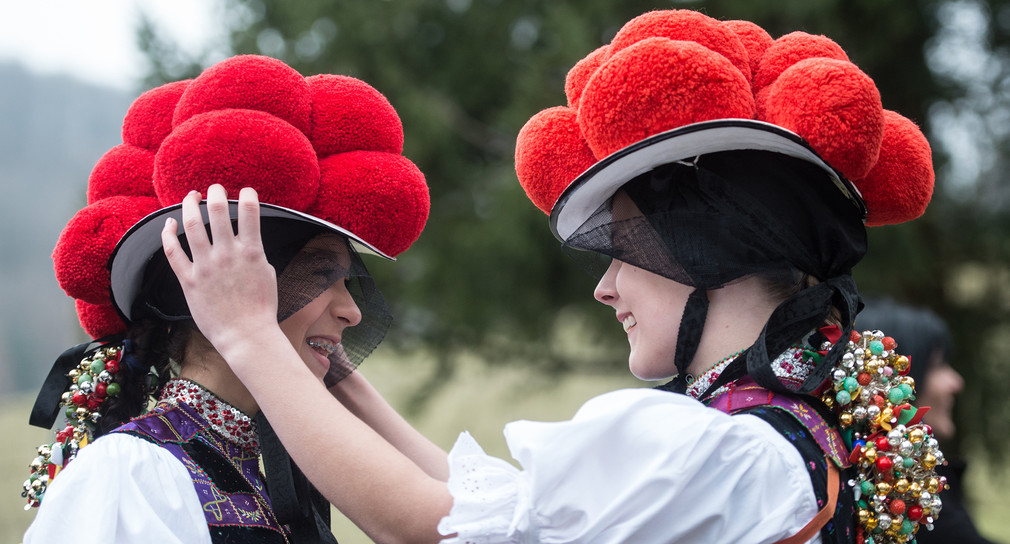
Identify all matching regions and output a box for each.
[707,377,851,468]
[115,403,282,531]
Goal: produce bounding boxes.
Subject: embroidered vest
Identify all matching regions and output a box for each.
[112,402,289,544]
[707,378,856,544]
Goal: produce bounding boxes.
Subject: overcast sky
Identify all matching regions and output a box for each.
[0,0,225,90]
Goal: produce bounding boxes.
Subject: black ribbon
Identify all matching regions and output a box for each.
[700,276,862,400]
[29,336,123,429]
[257,413,338,543]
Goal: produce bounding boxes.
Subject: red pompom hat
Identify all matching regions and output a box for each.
[53,55,430,338]
[516,10,933,235]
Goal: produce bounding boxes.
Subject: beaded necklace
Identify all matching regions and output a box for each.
[685,346,817,400]
[159,378,259,453]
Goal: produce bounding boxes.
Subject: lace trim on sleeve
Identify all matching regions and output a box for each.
[437,432,531,544]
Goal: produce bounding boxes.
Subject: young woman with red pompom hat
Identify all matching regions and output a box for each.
[157,10,946,544]
[22,55,432,544]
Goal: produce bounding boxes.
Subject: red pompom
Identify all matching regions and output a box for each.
[579,38,754,158]
[154,109,320,209]
[515,106,596,214]
[610,10,752,83]
[87,144,156,204]
[723,20,774,83]
[122,80,190,151]
[855,110,934,226]
[75,299,126,339]
[310,151,429,256]
[306,74,403,157]
[173,55,311,136]
[53,196,161,304]
[565,45,610,109]
[753,32,849,94]
[761,58,883,180]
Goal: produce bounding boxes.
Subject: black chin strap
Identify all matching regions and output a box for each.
[700,275,862,400]
[257,414,338,543]
[658,289,709,394]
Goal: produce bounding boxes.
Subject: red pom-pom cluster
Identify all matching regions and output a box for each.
[515,9,934,226]
[53,55,429,338]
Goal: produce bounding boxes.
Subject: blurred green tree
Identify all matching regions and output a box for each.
[137,0,1010,456]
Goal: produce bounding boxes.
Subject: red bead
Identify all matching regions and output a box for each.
[876,436,890,452]
[87,397,102,410]
[876,456,893,472]
[72,391,87,406]
[872,395,885,408]
[105,360,120,374]
[850,331,862,342]
[95,382,108,398]
[908,505,923,521]
[890,499,906,515]
[857,372,872,386]
[882,337,897,350]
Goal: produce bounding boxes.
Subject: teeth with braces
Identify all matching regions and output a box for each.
[307,339,338,356]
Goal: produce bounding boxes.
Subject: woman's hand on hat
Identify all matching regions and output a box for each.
[162,184,279,357]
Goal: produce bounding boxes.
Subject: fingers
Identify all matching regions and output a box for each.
[180,189,211,261]
[206,184,236,248]
[162,216,190,277]
[237,187,262,248]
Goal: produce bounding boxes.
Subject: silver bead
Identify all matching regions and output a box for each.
[899,441,914,456]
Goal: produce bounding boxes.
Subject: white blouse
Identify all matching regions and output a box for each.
[23,433,211,544]
[438,388,821,544]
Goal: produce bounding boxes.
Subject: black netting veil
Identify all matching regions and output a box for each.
[561,150,868,396]
[136,217,391,381]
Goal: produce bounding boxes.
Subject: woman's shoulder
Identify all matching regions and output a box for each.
[506,387,805,469]
[24,433,210,544]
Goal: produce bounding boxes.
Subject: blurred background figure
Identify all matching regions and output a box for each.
[858,298,994,544]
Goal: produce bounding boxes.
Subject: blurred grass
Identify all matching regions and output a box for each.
[4,352,1008,543]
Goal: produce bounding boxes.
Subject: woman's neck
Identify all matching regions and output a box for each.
[684,277,779,378]
[179,335,259,416]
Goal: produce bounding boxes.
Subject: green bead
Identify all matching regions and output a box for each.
[904,457,915,468]
[869,340,884,355]
[836,390,852,405]
[89,359,105,374]
[77,373,92,386]
[900,383,913,398]
[888,387,905,404]
[858,499,868,509]
[901,520,914,534]
[106,382,121,396]
[844,376,859,393]
[64,406,75,418]
[861,480,875,496]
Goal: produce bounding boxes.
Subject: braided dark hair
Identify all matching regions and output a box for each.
[94,320,190,436]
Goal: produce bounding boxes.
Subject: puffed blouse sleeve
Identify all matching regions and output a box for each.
[23,433,210,544]
[437,388,821,544]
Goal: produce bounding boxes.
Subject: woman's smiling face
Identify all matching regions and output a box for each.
[277,234,362,381]
[594,257,694,380]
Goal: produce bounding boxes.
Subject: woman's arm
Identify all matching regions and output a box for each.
[330,372,449,481]
[162,186,452,544]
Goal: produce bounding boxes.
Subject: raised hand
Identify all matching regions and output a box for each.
[161,184,279,356]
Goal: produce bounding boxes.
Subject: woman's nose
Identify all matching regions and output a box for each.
[330,280,363,327]
[594,259,621,305]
